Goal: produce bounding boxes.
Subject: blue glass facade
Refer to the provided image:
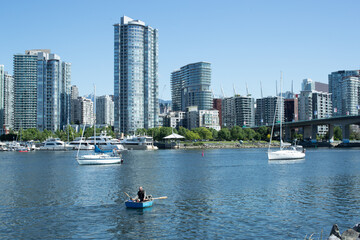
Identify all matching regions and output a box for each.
[114,16,158,134]
[171,62,212,111]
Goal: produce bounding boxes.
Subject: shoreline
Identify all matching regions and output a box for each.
[179,141,276,149]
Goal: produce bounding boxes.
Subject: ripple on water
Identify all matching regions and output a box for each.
[0,149,360,239]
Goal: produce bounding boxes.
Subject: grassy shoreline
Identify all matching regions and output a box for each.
[179,140,279,149]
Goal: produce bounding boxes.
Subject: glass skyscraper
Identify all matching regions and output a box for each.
[171,62,212,112]
[0,65,4,133]
[14,51,38,130]
[114,16,159,134]
[37,52,71,131]
[14,50,71,131]
[328,70,360,116]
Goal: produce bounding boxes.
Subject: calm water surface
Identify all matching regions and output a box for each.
[0,148,359,239]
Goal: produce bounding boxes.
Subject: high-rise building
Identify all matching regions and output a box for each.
[96,95,114,126]
[328,70,360,116]
[221,95,254,128]
[212,98,222,127]
[0,65,4,133]
[114,16,159,134]
[13,51,39,130]
[36,51,71,131]
[222,97,235,128]
[3,72,14,132]
[301,78,315,91]
[234,96,255,127]
[71,85,79,100]
[61,62,71,129]
[171,62,212,112]
[0,66,15,134]
[255,96,283,126]
[284,96,298,122]
[298,90,332,135]
[71,97,94,125]
[171,70,182,111]
[14,50,71,131]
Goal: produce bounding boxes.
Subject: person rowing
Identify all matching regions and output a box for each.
[132,186,149,202]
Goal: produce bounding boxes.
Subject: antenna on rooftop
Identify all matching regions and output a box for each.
[233,83,236,96]
[276,80,278,96]
[260,81,263,98]
[291,80,294,94]
[246,82,249,96]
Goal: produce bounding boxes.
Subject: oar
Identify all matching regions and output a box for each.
[124,192,131,199]
[152,196,168,200]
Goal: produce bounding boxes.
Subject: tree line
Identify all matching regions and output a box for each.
[1,125,357,142]
[0,125,115,142]
[136,126,272,141]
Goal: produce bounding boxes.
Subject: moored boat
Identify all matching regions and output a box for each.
[121,136,158,150]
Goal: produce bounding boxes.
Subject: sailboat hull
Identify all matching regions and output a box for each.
[268,150,305,160]
[77,154,122,165]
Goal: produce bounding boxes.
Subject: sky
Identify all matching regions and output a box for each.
[1,0,360,100]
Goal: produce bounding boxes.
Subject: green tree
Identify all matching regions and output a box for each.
[209,128,218,140]
[147,127,161,140]
[243,128,256,140]
[185,131,201,140]
[230,126,245,140]
[334,126,342,140]
[192,127,212,140]
[136,128,147,136]
[218,128,231,141]
[177,127,189,137]
[157,127,175,141]
[22,128,39,141]
[256,126,270,141]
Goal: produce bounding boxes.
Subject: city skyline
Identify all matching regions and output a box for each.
[1,0,360,100]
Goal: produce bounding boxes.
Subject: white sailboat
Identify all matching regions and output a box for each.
[76,86,122,165]
[268,73,305,160]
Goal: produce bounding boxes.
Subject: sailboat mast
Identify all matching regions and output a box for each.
[94,85,96,147]
[279,72,283,149]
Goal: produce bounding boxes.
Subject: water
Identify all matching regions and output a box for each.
[0,148,359,239]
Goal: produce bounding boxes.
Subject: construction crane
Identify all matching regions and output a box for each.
[221,84,226,98]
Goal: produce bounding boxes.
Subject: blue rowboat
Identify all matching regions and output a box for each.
[125,200,153,209]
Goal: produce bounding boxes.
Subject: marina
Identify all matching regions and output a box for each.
[0,148,359,239]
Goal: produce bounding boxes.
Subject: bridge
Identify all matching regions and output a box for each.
[253,115,360,142]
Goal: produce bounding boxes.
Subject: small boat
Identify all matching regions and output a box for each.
[268,72,305,161]
[76,85,123,165]
[68,137,94,150]
[125,200,153,209]
[87,131,125,151]
[121,136,158,150]
[40,138,69,151]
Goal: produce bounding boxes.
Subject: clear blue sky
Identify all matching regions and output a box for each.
[1,0,359,100]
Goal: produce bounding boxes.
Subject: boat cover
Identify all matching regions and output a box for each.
[94,145,113,153]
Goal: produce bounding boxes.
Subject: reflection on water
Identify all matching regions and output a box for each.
[0,149,359,239]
